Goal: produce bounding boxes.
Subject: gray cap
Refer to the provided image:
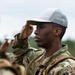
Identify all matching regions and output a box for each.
[27,8,68,27]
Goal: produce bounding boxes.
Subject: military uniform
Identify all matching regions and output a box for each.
[11,34,75,75]
[33,45,75,75]
[0,34,45,75]
[12,34,45,75]
[0,59,25,75]
[1,34,75,75]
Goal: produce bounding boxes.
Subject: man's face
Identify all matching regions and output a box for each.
[34,23,55,48]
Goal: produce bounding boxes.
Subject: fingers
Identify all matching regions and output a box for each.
[19,22,34,39]
[3,40,9,47]
[22,22,34,34]
[0,40,9,53]
[25,22,30,27]
[29,25,34,33]
[21,22,30,32]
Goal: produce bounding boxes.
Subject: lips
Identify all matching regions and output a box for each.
[34,37,40,42]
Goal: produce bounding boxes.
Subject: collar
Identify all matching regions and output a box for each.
[42,44,69,65]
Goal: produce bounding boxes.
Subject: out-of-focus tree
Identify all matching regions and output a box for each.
[0,38,75,56]
[62,39,75,56]
[28,37,38,48]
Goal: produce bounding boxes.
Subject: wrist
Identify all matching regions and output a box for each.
[17,33,28,40]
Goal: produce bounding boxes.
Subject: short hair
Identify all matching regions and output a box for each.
[55,23,67,40]
[51,22,67,40]
[60,26,66,40]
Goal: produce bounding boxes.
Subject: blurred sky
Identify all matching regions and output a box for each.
[0,0,75,41]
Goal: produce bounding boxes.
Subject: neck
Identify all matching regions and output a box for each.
[45,39,62,57]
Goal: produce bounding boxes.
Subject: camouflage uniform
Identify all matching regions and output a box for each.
[12,34,75,75]
[0,58,25,75]
[1,34,75,75]
[0,34,45,75]
[12,34,45,75]
[33,45,75,75]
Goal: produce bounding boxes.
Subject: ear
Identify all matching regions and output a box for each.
[54,27,62,36]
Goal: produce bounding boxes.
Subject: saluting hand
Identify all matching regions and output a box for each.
[0,39,9,53]
[19,22,33,39]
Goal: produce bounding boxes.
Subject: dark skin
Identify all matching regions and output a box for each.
[0,39,14,53]
[19,22,62,57]
[0,39,9,53]
[34,22,62,57]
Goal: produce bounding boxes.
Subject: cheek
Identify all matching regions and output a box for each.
[43,30,54,41]
[40,31,51,41]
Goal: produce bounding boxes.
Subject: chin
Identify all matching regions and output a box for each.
[37,43,45,48]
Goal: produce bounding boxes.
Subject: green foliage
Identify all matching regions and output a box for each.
[0,41,2,45]
[62,39,75,56]
[28,37,38,48]
[1,38,75,56]
[28,37,75,56]
[0,40,13,53]
[6,47,14,53]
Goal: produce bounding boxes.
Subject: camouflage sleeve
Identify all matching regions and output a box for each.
[59,66,75,75]
[57,66,75,75]
[12,33,29,65]
[0,59,25,75]
[0,53,9,60]
[49,65,75,75]
[0,52,15,62]
[12,33,45,74]
[12,33,29,53]
[49,59,75,75]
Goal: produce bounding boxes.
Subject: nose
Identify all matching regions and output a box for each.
[34,28,39,35]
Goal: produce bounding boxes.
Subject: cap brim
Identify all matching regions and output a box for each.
[27,18,50,25]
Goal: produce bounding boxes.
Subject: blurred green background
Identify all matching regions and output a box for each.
[0,37,75,56]
[28,37,75,56]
